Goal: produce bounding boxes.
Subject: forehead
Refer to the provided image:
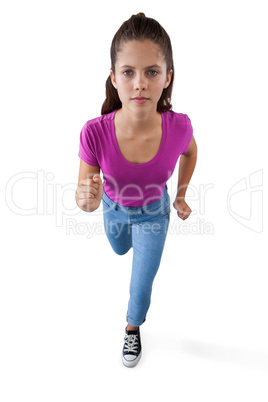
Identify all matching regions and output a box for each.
[117,40,165,66]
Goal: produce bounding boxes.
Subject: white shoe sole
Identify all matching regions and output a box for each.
[122,351,142,368]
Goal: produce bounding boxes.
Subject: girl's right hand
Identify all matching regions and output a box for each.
[76,174,103,212]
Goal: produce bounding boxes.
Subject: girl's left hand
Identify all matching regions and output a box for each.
[173,198,192,220]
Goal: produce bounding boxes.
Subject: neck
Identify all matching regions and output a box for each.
[118,105,160,133]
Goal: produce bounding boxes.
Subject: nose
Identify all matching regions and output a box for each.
[134,73,148,91]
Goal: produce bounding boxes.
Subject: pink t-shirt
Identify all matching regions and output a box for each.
[78,108,193,207]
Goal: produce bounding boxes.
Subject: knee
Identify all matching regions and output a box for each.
[113,245,132,255]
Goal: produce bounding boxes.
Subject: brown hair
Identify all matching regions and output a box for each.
[101,12,175,115]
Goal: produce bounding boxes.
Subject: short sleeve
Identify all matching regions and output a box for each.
[182,114,193,154]
[78,123,99,166]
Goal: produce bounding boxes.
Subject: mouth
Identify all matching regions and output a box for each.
[132,97,149,104]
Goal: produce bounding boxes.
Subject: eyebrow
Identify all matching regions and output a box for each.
[120,64,162,69]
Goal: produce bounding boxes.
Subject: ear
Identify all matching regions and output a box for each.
[110,69,117,89]
[164,69,173,89]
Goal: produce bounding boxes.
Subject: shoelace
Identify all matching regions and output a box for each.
[124,334,138,353]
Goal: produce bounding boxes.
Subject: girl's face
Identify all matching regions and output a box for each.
[110,40,173,114]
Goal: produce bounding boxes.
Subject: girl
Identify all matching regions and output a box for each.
[76,13,197,368]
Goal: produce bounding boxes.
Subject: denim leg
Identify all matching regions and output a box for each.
[126,213,170,326]
[103,210,133,255]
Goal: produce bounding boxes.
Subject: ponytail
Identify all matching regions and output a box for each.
[101,75,122,115]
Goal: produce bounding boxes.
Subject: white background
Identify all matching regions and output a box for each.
[1,0,267,400]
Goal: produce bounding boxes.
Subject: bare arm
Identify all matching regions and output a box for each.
[75,159,103,212]
[173,136,198,220]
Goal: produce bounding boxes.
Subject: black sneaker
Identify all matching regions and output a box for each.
[122,326,142,368]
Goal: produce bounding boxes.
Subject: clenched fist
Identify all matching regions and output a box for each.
[173,197,192,220]
[76,174,103,212]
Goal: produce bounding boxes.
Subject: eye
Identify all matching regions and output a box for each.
[148,70,158,76]
[123,70,133,76]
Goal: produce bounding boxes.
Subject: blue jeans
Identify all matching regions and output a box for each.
[102,185,171,327]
